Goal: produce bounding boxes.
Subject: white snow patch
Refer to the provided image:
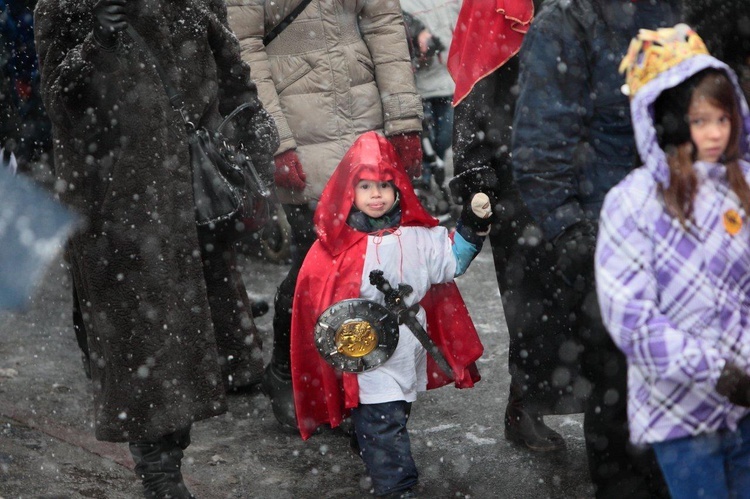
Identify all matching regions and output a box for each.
[558,417,584,429]
[465,432,496,445]
[413,423,459,434]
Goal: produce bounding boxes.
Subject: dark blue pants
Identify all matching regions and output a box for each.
[352,401,418,496]
[423,96,453,160]
[653,414,750,498]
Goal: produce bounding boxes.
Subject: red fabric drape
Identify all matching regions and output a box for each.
[448,0,535,106]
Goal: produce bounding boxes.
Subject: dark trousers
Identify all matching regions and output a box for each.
[271,203,317,371]
[198,229,264,388]
[352,401,418,497]
[570,287,669,499]
[485,157,584,414]
[423,96,454,161]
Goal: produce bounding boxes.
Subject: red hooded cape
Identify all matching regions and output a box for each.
[447,0,535,106]
[291,132,483,440]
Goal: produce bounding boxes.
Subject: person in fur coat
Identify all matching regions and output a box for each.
[290,131,488,497]
[34,0,279,496]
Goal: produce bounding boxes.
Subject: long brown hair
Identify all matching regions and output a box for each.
[658,69,748,227]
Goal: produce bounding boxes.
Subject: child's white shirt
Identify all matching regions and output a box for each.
[357,225,456,404]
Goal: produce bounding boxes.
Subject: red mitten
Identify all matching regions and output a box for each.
[389,132,423,178]
[274,150,307,192]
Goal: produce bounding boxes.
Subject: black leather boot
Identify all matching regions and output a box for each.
[250,299,269,318]
[129,428,196,499]
[504,382,565,452]
[261,360,298,430]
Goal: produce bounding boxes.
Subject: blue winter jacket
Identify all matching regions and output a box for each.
[511,0,682,240]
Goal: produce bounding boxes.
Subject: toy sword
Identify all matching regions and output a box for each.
[369,270,454,380]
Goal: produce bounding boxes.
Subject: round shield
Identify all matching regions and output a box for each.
[314,299,399,373]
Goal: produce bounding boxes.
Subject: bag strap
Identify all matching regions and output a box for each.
[262,0,314,46]
[217,101,254,134]
[125,26,193,126]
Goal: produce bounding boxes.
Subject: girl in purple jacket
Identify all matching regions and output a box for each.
[596,25,750,498]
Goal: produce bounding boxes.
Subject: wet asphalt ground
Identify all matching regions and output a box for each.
[0,240,594,498]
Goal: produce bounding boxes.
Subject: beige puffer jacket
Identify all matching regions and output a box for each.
[227,0,424,203]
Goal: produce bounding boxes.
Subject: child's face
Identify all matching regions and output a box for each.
[353,179,396,218]
[689,95,731,163]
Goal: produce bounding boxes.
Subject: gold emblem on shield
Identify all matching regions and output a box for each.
[336,320,378,357]
[314,298,399,372]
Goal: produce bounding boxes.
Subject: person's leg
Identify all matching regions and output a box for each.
[420,97,452,200]
[488,163,566,451]
[129,425,195,499]
[352,401,418,497]
[200,230,264,390]
[430,96,454,161]
[726,414,750,498]
[264,203,317,427]
[652,431,729,498]
[580,307,668,498]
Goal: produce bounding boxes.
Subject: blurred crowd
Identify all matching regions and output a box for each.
[3,1,750,498]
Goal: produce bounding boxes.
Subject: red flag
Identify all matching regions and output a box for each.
[447,0,535,106]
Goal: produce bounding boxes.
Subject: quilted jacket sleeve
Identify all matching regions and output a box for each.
[357,0,423,136]
[226,0,295,155]
[209,0,279,182]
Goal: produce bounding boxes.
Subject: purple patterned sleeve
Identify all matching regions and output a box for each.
[595,182,725,386]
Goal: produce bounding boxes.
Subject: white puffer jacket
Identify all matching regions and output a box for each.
[227,0,424,203]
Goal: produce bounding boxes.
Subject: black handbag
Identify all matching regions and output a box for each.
[126,26,271,239]
[189,103,271,234]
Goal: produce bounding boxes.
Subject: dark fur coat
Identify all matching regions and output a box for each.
[35,0,279,442]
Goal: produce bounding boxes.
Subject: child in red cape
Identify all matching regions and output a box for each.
[290,131,489,497]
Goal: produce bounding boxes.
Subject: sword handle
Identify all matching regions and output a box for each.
[369,270,390,293]
[369,270,412,309]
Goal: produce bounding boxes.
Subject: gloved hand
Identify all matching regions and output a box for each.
[717,362,750,407]
[273,150,306,192]
[553,222,597,292]
[415,32,445,69]
[449,166,498,205]
[93,0,128,49]
[462,192,493,233]
[456,192,493,246]
[389,132,423,178]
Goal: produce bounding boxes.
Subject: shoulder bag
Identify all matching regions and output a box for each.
[126,26,271,240]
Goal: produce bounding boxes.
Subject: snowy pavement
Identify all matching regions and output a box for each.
[0,247,593,498]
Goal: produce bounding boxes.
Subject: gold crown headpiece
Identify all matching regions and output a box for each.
[619,24,709,98]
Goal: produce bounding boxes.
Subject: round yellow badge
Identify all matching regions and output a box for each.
[724,209,742,236]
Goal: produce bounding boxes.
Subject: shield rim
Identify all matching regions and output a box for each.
[314,298,399,373]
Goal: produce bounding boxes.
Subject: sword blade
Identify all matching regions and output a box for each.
[397,311,454,380]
